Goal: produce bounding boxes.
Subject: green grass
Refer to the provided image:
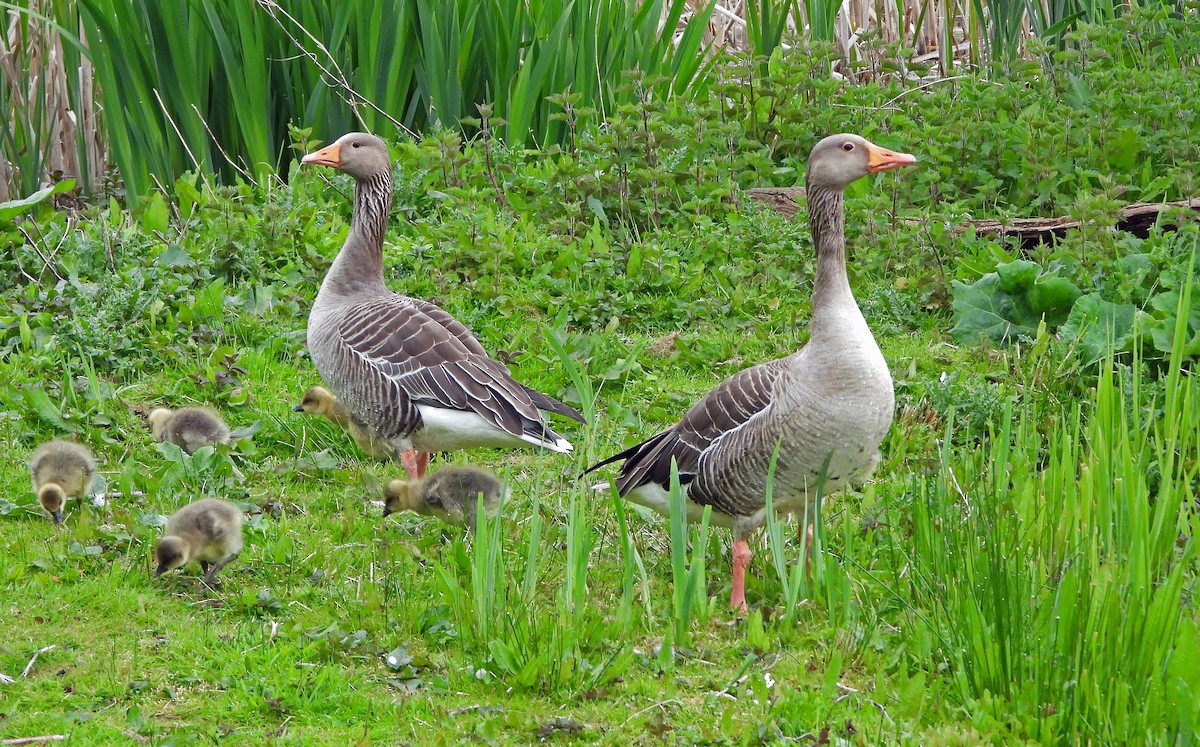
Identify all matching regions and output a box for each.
[2,203,1197,743]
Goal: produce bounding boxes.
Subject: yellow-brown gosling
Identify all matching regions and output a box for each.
[155,498,243,586]
[383,466,504,527]
[293,385,392,460]
[29,439,97,524]
[148,406,230,454]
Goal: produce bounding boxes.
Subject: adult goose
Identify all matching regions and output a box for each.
[583,134,916,613]
[302,133,585,479]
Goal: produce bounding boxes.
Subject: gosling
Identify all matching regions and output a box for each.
[383,466,504,527]
[293,385,392,460]
[29,439,97,524]
[155,498,243,586]
[148,406,230,454]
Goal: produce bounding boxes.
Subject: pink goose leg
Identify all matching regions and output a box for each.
[730,539,753,614]
[800,521,815,573]
[400,450,420,480]
[401,450,432,479]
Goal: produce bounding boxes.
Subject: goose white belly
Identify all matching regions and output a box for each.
[412,405,572,453]
[617,481,738,530]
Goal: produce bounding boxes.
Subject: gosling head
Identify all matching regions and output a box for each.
[293,386,335,416]
[382,479,421,518]
[155,535,191,577]
[806,134,916,191]
[38,483,67,524]
[302,132,390,182]
[147,408,172,435]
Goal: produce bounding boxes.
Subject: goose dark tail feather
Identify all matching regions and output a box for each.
[523,386,587,424]
[577,441,644,482]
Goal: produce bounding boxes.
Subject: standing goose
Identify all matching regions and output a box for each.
[302,133,585,479]
[584,134,916,613]
[29,439,97,524]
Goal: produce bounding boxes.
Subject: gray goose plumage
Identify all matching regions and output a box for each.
[155,498,244,587]
[583,134,916,613]
[148,406,231,454]
[302,133,585,479]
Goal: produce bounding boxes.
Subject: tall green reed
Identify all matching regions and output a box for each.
[895,286,1199,743]
[0,0,97,199]
[667,461,711,648]
[58,0,720,204]
[432,478,635,694]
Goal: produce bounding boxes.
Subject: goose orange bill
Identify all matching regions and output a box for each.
[865,142,917,173]
[302,143,342,167]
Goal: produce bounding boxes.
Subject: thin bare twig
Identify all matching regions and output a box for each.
[190,104,252,183]
[618,698,683,729]
[255,0,416,139]
[881,74,978,108]
[2,736,67,746]
[16,225,63,282]
[21,644,56,677]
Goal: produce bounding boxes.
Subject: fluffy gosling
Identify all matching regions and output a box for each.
[383,466,504,527]
[29,439,97,524]
[155,498,243,586]
[293,385,392,460]
[149,406,230,454]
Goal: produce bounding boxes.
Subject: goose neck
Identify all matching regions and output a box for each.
[323,171,393,298]
[806,182,856,331]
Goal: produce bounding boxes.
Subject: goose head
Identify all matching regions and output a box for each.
[806,134,916,191]
[302,132,390,180]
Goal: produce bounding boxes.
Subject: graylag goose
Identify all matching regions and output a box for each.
[382,465,504,527]
[29,439,97,523]
[149,407,230,454]
[293,385,392,460]
[301,132,585,480]
[155,498,243,586]
[584,134,916,613]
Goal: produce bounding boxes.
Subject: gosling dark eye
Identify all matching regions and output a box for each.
[352,142,361,148]
[842,142,854,151]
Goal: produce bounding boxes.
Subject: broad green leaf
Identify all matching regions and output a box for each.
[1029,276,1083,322]
[0,180,76,222]
[23,388,80,432]
[952,260,1083,346]
[142,192,170,234]
[950,274,1036,345]
[996,259,1039,294]
[158,245,192,267]
[1147,289,1200,358]
[1059,293,1140,363]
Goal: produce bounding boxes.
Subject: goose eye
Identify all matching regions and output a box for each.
[841,142,854,151]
